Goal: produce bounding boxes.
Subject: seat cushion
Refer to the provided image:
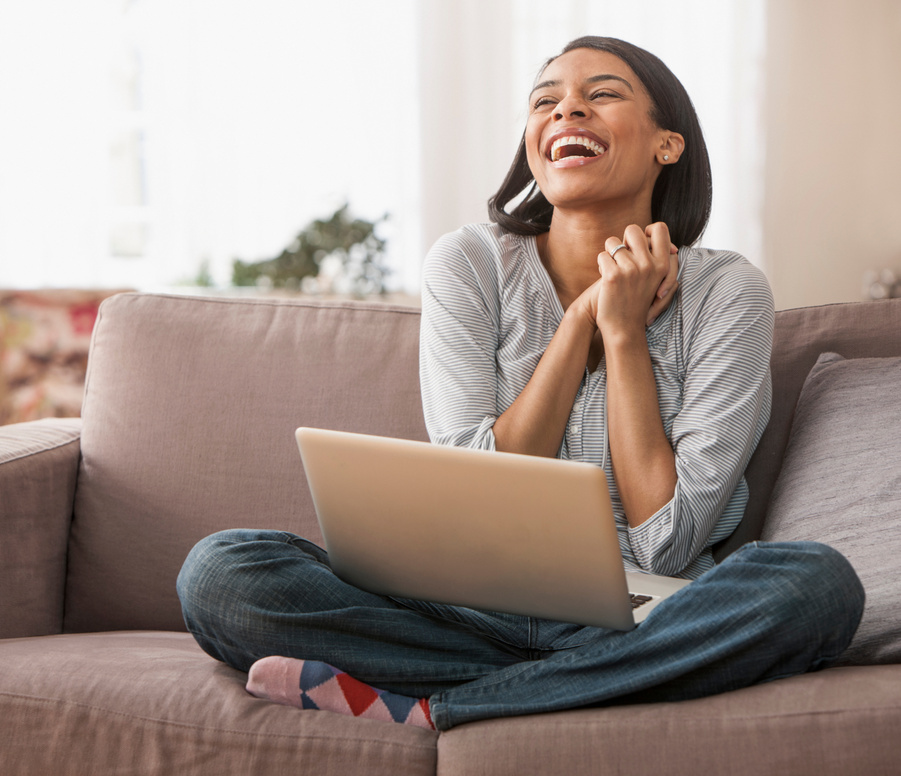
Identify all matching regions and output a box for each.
[0,631,436,776]
[436,666,901,776]
[66,294,427,632]
[5,632,898,776]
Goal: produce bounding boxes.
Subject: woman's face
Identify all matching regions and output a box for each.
[525,47,678,215]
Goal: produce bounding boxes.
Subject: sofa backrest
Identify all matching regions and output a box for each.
[65,294,427,633]
[66,292,901,633]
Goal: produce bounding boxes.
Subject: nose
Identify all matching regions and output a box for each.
[554,93,588,120]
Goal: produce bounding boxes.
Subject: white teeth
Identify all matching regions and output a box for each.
[550,135,606,162]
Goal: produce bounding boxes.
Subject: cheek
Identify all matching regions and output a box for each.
[525,146,541,181]
[524,122,540,159]
[524,139,545,185]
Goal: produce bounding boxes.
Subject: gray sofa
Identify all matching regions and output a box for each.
[2,291,901,775]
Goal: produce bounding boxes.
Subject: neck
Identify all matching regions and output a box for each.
[538,204,653,310]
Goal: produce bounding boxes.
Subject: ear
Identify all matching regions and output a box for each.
[657,131,685,165]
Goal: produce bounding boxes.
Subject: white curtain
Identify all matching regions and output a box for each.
[0,0,764,292]
[418,0,767,272]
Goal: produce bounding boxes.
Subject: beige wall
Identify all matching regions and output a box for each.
[763,0,901,310]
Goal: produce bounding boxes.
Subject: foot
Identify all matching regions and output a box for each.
[246,656,435,730]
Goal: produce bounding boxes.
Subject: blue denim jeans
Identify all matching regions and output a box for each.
[176,531,864,730]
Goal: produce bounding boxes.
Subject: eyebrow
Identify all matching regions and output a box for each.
[530,73,635,96]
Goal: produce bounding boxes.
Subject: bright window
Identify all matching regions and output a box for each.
[0,0,764,292]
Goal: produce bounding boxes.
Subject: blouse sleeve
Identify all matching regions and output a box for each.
[626,256,775,577]
[419,229,501,450]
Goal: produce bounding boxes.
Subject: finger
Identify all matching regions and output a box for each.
[601,241,632,282]
[616,226,657,281]
[622,224,650,256]
[604,235,629,261]
[633,223,669,280]
[647,280,679,326]
[645,224,675,272]
[597,247,618,275]
[657,247,680,299]
[644,222,672,258]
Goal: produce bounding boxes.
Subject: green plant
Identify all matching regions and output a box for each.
[193,259,214,287]
[231,204,390,296]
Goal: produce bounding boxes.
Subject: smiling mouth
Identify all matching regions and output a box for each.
[549,136,608,162]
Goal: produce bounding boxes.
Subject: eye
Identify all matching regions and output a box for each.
[590,90,620,101]
[531,96,556,110]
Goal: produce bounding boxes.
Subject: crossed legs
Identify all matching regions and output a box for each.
[177,531,864,731]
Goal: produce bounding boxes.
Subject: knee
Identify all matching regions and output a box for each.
[177,529,287,621]
[176,530,245,622]
[802,541,865,628]
[755,541,862,604]
[742,541,865,646]
[176,529,325,625]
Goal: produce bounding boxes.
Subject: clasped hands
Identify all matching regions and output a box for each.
[575,222,679,335]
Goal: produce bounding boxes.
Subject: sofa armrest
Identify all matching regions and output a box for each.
[0,418,81,638]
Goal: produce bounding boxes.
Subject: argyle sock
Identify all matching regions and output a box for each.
[246,656,435,730]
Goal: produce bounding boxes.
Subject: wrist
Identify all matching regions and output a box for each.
[599,322,648,354]
[564,296,598,335]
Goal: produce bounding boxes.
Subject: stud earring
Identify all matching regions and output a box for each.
[663,155,670,162]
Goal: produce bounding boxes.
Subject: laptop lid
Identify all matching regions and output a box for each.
[295,427,662,629]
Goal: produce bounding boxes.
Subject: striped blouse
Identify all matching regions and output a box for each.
[419,223,774,579]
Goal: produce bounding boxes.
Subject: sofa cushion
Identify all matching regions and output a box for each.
[66,294,427,633]
[0,631,436,776]
[436,666,901,776]
[760,352,901,664]
[720,298,901,559]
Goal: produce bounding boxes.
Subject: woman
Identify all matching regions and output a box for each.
[177,37,863,732]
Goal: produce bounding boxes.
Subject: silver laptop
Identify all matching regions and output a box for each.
[295,427,690,631]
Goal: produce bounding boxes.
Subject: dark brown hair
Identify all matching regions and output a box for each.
[488,36,712,247]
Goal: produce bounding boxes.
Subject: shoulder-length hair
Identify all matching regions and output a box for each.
[488,36,712,247]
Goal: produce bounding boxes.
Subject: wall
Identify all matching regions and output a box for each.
[763,0,901,310]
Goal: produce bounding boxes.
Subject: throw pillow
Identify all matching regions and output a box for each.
[760,352,901,665]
